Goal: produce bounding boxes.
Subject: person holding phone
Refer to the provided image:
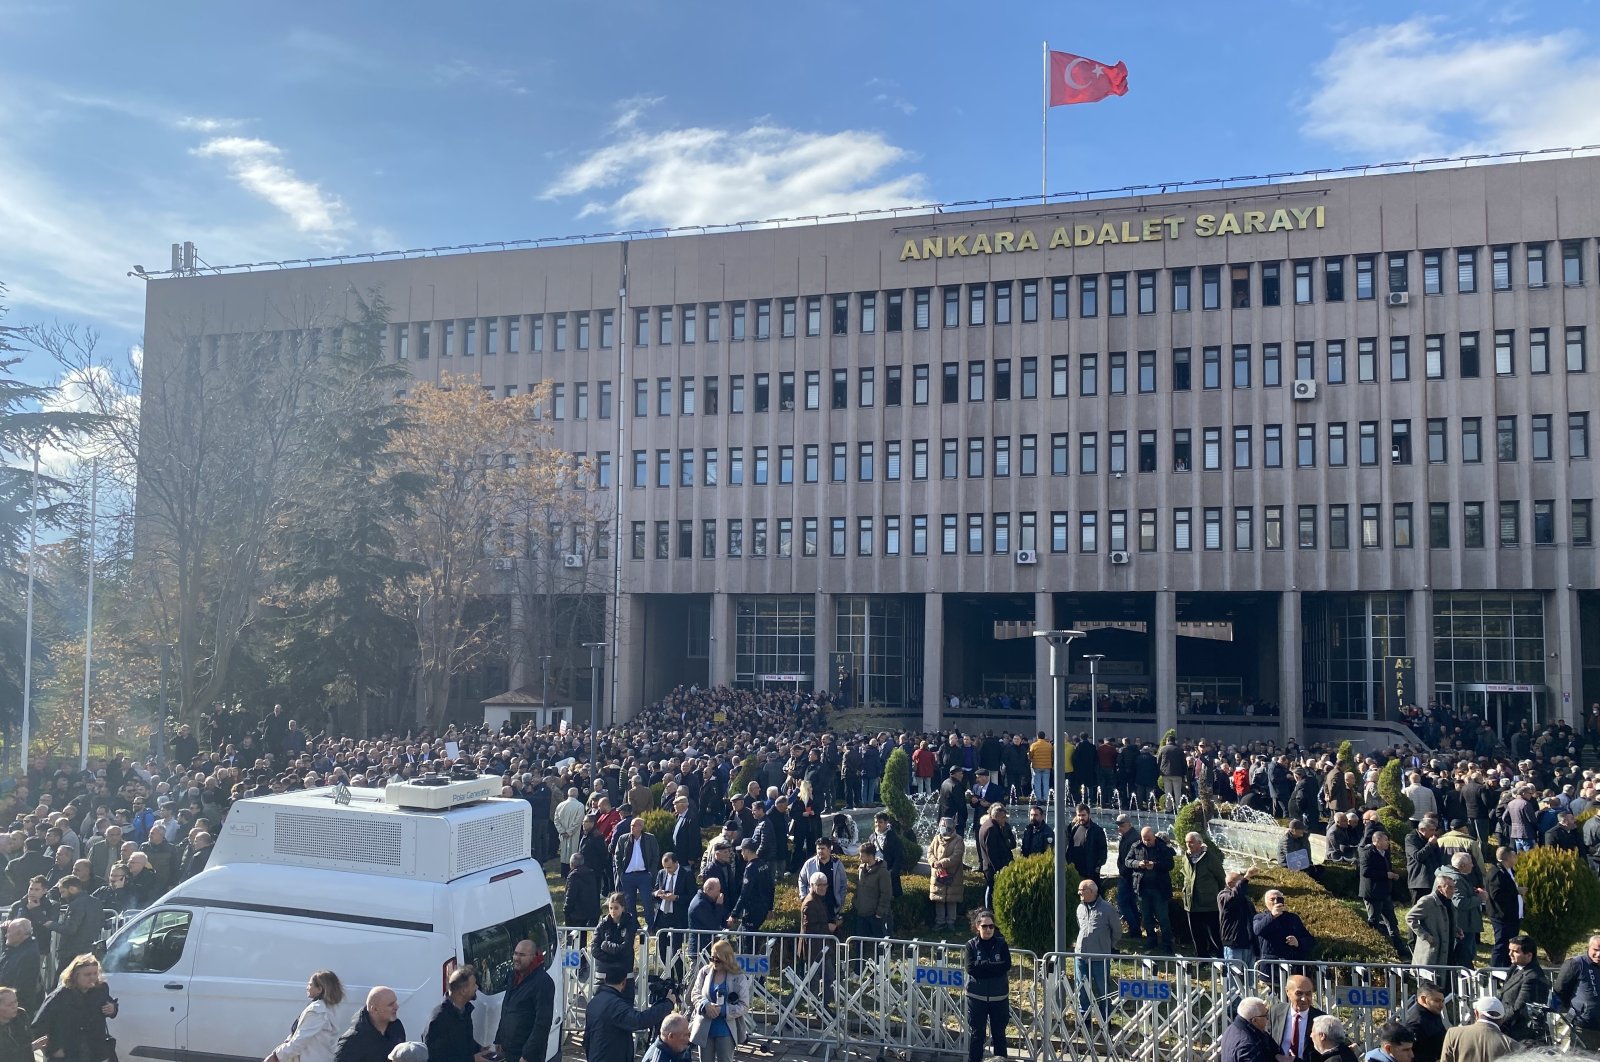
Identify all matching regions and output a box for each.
[688,939,752,1062]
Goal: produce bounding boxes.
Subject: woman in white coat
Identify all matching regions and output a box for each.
[265,970,345,1062]
[688,938,753,1062]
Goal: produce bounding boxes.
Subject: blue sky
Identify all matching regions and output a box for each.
[3,0,1599,382]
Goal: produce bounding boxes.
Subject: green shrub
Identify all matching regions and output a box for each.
[881,748,918,836]
[993,852,1079,954]
[640,809,676,858]
[1161,728,1178,748]
[729,755,758,800]
[1377,760,1413,821]
[764,853,939,936]
[1578,807,1599,827]
[1247,865,1396,962]
[1374,805,1411,846]
[650,781,666,808]
[1174,797,1217,842]
[1520,845,1600,963]
[1337,740,1355,775]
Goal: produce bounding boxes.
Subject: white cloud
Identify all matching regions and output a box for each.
[192,136,349,236]
[1303,19,1600,156]
[544,121,929,229]
[432,59,528,96]
[176,115,244,133]
[611,95,664,132]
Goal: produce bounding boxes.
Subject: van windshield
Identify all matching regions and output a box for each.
[462,903,559,996]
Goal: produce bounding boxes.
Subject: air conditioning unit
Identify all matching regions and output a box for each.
[1292,379,1318,401]
[492,558,514,571]
[562,553,586,569]
[1387,291,1410,307]
[1109,550,1131,566]
[1014,549,1038,565]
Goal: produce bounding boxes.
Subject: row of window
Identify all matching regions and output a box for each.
[626,411,1593,488]
[387,240,1600,359]
[621,330,1592,420]
[627,498,1596,561]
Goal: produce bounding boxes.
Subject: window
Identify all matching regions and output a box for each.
[1427,418,1447,463]
[1174,429,1192,472]
[756,300,771,339]
[1173,348,1191,391]
[679,448,694,487]
[1495,331,1515,376]
[832,295,849,336]
[631,451,647,487]
[417,323,431,359]
[942,363,959,403]
[678,307,695,345]
[1492,246,1512,291]
[803,371,819,410]
[1020,435,1037,476]
[1388,252,1409,294]
[753,446,769,484]
[993,512,1012,553]
[1534,500,1555,545]
[833,442,848,482]
[1429,503,1450,549]
[803,444,818,483]
[1264,424,1282,468]
[858,517,874,556]
[709,519,724,558]
[1327,340,1346,384]
[967,514,984,555]
[1574,500,1594,547]
[780,372,796,411]
[1528,244,1548,287]
[780,298,796,338]
[598,310,614,348]
[1298,506,1317,549]
[911,516,926,555]
[1460,332,1480,378]
[443,321,456,356]
[1079,512,1098,553]
[1139,509,1157,551]
[1463,502,1485,548]
[1356,256,1375,300]
[1497,416,1517,461]
[1360,504,1381,548]
[754,373,770,412]
[803,518,818,556]
[778,445,794,485]
[1021,281,1038,322]
[1051,278,1069,319]
[729,448,744,485]
[968,284,986,326]
[941,439,958,479]
[1232,345,1250,388]
[1262,262,1281,306]
[887,440,902,480]
[1019,511,1037,552]
[1051,433,1069,475]
[831,369,847,409]
[1052,512,1069,552]
[943,287,960,328]
[1138,350,1156,393]
[993,436,1010,477]
[1568,327,1588,372]
[1462,418,1482,463]
[885,515,901,555]
[994,282,1011,324]
[1079,276,1099,317]
[968,361,986,401]
[1080,433,1098,474]
[886,366,902,406]
[1457,248,1478,293]
[1328,422,1346,467]
[1108,273,1127,316]
[598,380,613,419]
[914,289,930,329]
[703,449,718,486]
[1357,338,1377,382]
[1325,258,1345,301]
[657,378,672,417]
[1108,431,1126,474]
[1233,426,1251,469]
[1201,266,1221,310]
[831,517,846,556]
[860,293,877,333]
[1390,337,1409,380]
[463,321,477,356]
[104,908,193,975]
[1234,507,1253,551]
[680,377,695,416]
[657,308,672,346]
[1080,353,1098,396]
[859,367,875,407]
[1359,422,1378,466]
[1138,271,1156,314]
[967,437,984,478]
[575,382,590,420]
[805,296,821,336]
[1172,268,1191,312]
[1425,334,1444,379]
[1202,346,1221,389]
[1297,425,1316,468]
[1564,240,1586,285]
[1203,507,1222,550]
[678,519,693,558]
[1571,413,1590,458]
[1294,261,1313,304]
[1263,344,1281,387]
[1138,430,1157,473]
[1021,357,1038,398]
[704,305,720,342]
[1532,414,1553,460]
[1330,504,1350,549]
[1531,328,1550,374]
[1499,501,1520,546]
[1174,509,1192,551]
[631,522,645,559]
[508,318,521,353]
[912,440,928,480]
[1202,427,1221,470]
[1391,420,1411,465]
[886,292,903,332]
[1109,352,1126,394]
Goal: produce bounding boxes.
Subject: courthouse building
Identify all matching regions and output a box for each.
[140,154,1600,745]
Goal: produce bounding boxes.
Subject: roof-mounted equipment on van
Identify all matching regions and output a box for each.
[385,774,501,811]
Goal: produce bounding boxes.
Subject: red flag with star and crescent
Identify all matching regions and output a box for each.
[1048,50,1129,106]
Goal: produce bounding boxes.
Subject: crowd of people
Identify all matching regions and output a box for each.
[4,686,1600,1061]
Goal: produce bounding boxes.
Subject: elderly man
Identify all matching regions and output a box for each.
[335,987,406,1062]
[639,1013,693,1062]
[1438,997,1515,1062]
[555,788,587,875]
[1220,997,1287,1062]
[1551,933,1600,1050]
[1484,847,1523,968]
[1182,830,1226,959]
[1267,975,1326,1062]
[1359,830,1404,956]
[1441,852,1484,970]
[1254,891,1316,968]
[0,919,42,1013]
[1406,872,1460,977]
[1074,879,1122,1020]
[611,816,660,929]
[1126,826,1175,954]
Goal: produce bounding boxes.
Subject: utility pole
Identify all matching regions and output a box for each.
[582,642,606,781]
[1033,628,1085,955]
[1084,653,1106,746]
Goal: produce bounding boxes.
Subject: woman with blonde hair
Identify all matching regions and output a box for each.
[688,938,752,1062]
[32,953,117,1062]
[265,970,346,1062]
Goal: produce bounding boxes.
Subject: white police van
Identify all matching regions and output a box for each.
[104,775,562,1062]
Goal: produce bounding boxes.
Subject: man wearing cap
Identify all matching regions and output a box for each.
[728,838,773,945]
[1438,997,1515,1062]
[938,765,971,835]
[1278,819,1318,880]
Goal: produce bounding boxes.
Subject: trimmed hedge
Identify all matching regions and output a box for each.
[1377,760,1413,822]
[764,853,979,936]
[729,755,758,800]
[1374,805,1412,846]
[640,809,676,859]
[1246,865,1396,962]
[1520,845,1600,963]
[1337,741,1356,776]
[881,747,918,835]
[994,852,1079,954]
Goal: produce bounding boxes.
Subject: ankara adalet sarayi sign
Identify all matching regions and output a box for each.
[897,205,1327,261]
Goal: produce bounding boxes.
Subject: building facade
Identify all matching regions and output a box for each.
[141,156,1600,744]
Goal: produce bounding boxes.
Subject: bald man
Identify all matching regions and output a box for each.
[639,1013,692,1062]
[335,986,406,1062]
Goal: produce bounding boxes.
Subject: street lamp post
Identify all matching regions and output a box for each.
[539,654,553,721]
[1033,627,1086,956]
[1084,653,1106,745]
[582,642,606,783]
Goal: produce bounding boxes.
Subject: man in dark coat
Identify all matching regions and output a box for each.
[492,939,556,1062]
[426,965,486,1062]
[975,806,1016,909]
[564,853,602,929]
[729,839,773,940]
[1358,832,1404,955]
[334,987,406,1062]
[1127,827,1175,954]
[1252,890,1315,965]
[0,919,42,1014]
[1397,982,1448,1062]
[1484,846,1523,968]
[1500,935,1551,1042]
[583,969,675,1062]
[1064,805,1109,891]
[44,876,101,969]
[670,796,702,870]
[938,766,971,835]
[1221,999,1284,1062]
[1404,820,1445,903]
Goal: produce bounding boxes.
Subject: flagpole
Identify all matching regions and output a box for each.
[20,448,38,774]
[80,457,98,772]
[1041,40,1049,201]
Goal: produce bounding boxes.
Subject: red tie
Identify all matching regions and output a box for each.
[1290,1014,1301,1057]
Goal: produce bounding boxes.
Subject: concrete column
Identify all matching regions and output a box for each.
[612,594,645,724]
[1553,588,1581,726]
[1408,589,1433,718]
[922,593,944,730]
[814,592,833,697]
[1280,591,1304,746]
[710,593,734,688]
[507,588,527,691]
[1155,590,1177,739]
[1034,591,1054,736]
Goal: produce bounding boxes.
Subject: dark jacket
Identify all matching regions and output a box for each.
[50,891,104,965]
[1252,910,1314,961]
[1065,820,1109,879]
[1358,843,1396,900]
[1398,1000,1447,1062]
[1157,743,1186,777]
[1182,845,1227,913]
[32,981,118,1062]
[592,914,638,980]
[583,983,673,1062]
[1217,878,1256,949]
[1552,954,1600,1030]
[1127,837,1175,896]
[672,814,702,867]
[731,858,774,928]
[1483,864,1520,924]
[1221,1015,1283,1062]
[976,819,1016,876]
[564,865,601,928]
[424,997,481,1062]
[964,930,1013,1000]
[0,937,43,1013]
[1501,961,1551,1040]
[1020,821,1054,857]
[1116,827,1140,882]
[686,890,724,934]
[1404,833,1444,893]
[0,1010,33,1062]
[493,965,555,1062]
[611,832,661,883]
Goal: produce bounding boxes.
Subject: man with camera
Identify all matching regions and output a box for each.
[584,964,676,1062]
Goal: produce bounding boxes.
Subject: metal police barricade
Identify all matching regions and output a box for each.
[1252,959,1474,1050]
[667,929,845,1058]
[558,924,658,1039]
[1035,951,1222,1062]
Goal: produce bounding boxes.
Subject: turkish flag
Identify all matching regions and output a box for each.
[1049,51,1129,106]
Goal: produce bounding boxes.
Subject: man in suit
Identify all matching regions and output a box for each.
[1439,997,1515,1062]
[650,852,694,963]
[1220,997,1284,1062]
[1266,974,1326,1062]
[1500,935,1551,1042]
[670,795,702,870]
[611,816,662,929]
[1407,872,1460,976]
[1359,830,1404,956]
[969,770,1005,837]
[1405,819,1446,903]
